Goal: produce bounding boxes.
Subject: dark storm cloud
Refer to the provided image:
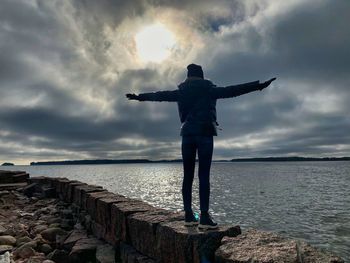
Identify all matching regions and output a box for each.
[205,0,350,84]
[0,0,349,164]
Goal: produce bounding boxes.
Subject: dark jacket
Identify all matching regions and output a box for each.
[138,78,262,136]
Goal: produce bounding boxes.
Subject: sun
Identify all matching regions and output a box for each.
[135,23,176,63]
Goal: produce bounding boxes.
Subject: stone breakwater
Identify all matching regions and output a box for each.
[0,170,345,263]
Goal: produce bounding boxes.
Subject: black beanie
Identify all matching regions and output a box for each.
[187,64,204,79]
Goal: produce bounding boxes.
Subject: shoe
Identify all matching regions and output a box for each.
[184,210,199,226]
[198,212,218,229]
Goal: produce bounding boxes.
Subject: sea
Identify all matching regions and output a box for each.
[2,161,349,261]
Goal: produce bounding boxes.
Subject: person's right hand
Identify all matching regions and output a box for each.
[126,93,139,100]
[259,77,276,90]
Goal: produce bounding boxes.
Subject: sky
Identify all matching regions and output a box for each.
[1,0,350,165]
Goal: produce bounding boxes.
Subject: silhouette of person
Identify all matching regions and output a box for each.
[126,64,276,229]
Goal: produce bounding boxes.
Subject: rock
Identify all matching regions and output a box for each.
[34,199,52,208]
[74,222,84,230]
[0,190,10,197]
[96,244,116,263]
[111,200,156,243]
[120,242,155,263]
[13,246,35,259]
[39,243,53,254]
[55,233,67,249]
[127,209,183,259]
[83,214,92,230]
[23,183,38,197]
[0,251,11,263]
[0,236,16,246]
[215,228,345,263]
[60,219,74,231]
[18,240,38,250]
[32,234,47,245]
[12,173,29,183]
[0,224,6,235]
[31,225,48,235]
[69,237,104,263]
[0,245,13,254]
[85,191,114,216]
[30,196,38,202]
[18,211,35,219]
[156,221,241,263]
[66,182,86,203]
[60,209,73,219]
[41,228,67,242]
[73,184,104,207]
[47,218,61,225]
[27,254,46,263]
[0,182,27,190]
[2,229,15,237]
[95,195,131,242]
[63,230,88,250]
[41,186,56,198]
[47,249,69,263]
[48,223,61,228]
[34,207,50,217]
[14,229,30,238]
[16,236,32,246]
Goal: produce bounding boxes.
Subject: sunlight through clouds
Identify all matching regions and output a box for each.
[135,23,176,63]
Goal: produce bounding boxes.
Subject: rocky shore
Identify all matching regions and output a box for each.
[0,170,345,263]
[0,188,115,263]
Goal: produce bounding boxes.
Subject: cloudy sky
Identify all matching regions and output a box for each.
[1,0,349,165]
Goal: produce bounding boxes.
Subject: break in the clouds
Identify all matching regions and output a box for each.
[0,0,349,164]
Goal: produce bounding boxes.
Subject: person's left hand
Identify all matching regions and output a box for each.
[260,77,276,90]
[126,93,139,100]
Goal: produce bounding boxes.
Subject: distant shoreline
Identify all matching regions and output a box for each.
[29,156,350,165]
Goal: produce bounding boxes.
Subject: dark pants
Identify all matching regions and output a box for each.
[181,135,213,212]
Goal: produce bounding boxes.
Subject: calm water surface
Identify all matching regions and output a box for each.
[3,162,349,261]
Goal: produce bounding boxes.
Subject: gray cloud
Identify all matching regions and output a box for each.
[0,0,349,164]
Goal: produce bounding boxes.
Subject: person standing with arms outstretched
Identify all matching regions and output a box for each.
[126,64,276,229]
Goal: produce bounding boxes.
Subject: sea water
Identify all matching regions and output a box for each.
[3,161,349,261]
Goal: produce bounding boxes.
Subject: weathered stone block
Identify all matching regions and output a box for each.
[80,185,105,210]
[128,209,184,260]
[12,173,29,183]
[111,201,156,243]
[215,228,344,263]
[63,229,88,250]
[22,183,38,196]
[69,237,104,263]
[0,182,27,190]
[59,180,72,201]
[47,249,70,263]
[96,195,131,225]
[157,221,241,263]
[55,178,70,199]
[86,191,111,216]
[0,170,26,183]
[96,195,131,244]
[83,190,109,219]
[67,181,86,203]
[120,242,156,263]
[27,176,49,185]
[41,186,56,198]
[96,243,116,263]
[91,220,105,239]
[73,184,104,207]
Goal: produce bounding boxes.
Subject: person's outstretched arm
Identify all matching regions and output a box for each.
[212,78,276,99]
[126,90,179,102]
